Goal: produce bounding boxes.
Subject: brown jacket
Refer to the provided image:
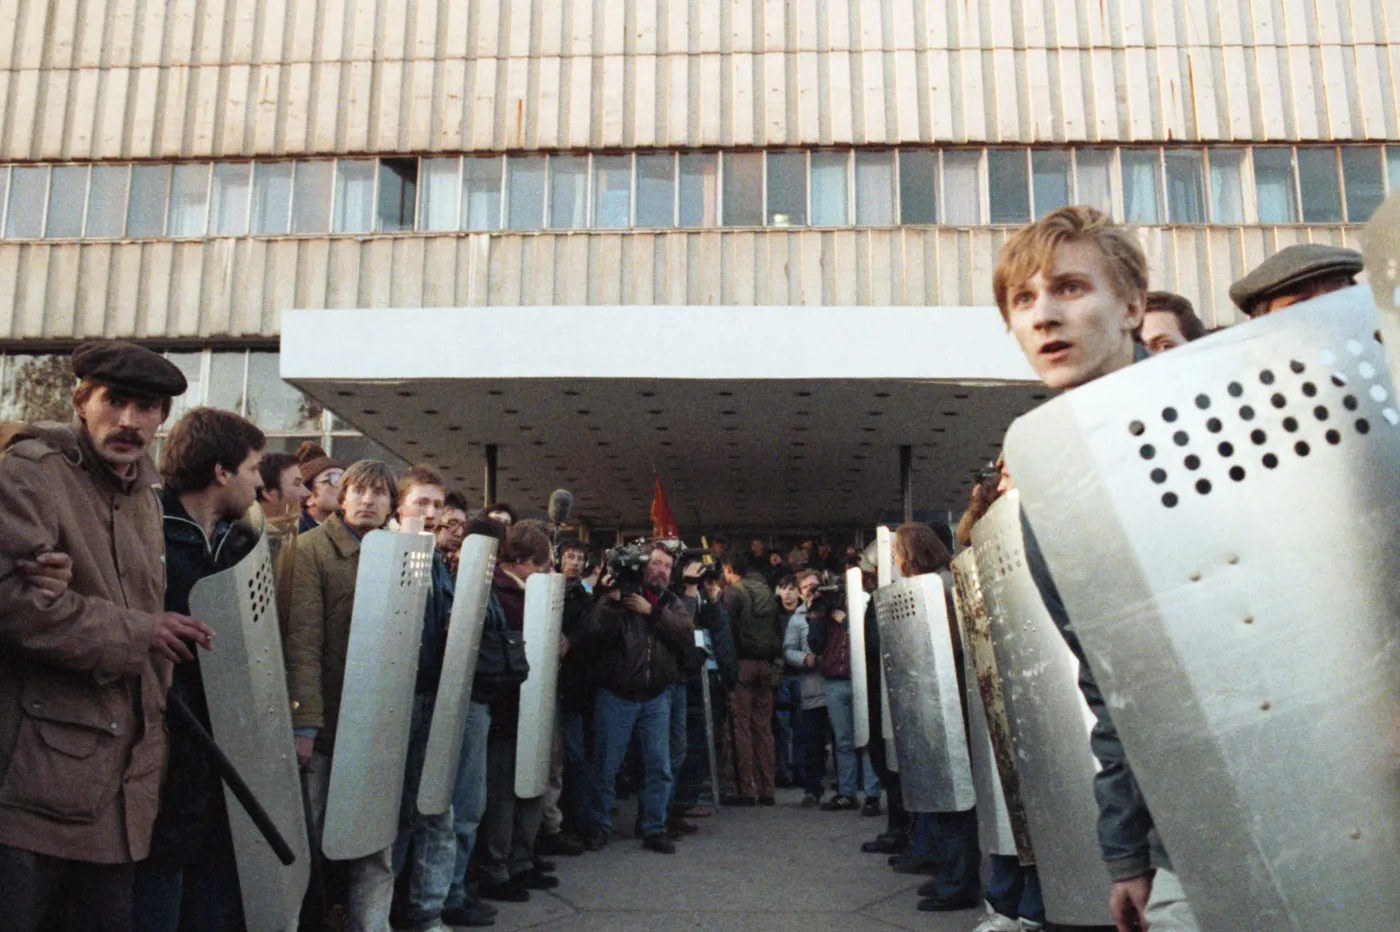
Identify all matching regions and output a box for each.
[284,515,361,754]
[0,423,167,863]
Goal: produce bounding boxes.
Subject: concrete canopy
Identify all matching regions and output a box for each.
[280,306,1045,533]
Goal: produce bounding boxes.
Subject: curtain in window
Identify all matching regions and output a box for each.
[1208,150,1245,224]
[1253,149,1298,224]
[941,151,980,224]
[1164,150,1205,223]
[128,165,172,236]
[333,160,375,233]
[507,156,546,228]
[418,158,460,231]
[45,165,88,238]
[167,163,211,236]
[593,155,631,228]
[251,162,292,233]
[679,153,718,226]
[1120,151,1161,224]
[464,157,504,230]
[810,152,849,226]
[636,154,676,227]
[855,151,894,226]
[549,156,588,228]
[291,161,333,234]
[209,163,251,235]
[1032,150,1070,217]
[722,153,763,226]
[1074,149,1113,214]
[6,166,46,238]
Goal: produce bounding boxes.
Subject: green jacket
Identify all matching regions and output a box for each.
[724,574,782,661]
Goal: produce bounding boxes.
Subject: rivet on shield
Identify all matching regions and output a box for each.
[1188,571,1202,582]
[1243,615,1254,624]
[1260,700,1271,711]
[1227,555,1239,565]
[1352,828,1363,839]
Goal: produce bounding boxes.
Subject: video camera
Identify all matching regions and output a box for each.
[603,539,714,596]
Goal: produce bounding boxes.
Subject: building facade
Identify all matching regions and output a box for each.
[1,0,1398,472]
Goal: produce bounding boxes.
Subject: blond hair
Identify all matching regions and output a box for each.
[992,206,1148,323]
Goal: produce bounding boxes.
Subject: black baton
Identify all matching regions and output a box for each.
[167,691,297,866]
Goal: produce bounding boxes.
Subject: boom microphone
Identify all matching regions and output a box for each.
[548,489,574,527]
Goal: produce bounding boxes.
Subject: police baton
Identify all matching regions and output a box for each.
[166,691,297,866]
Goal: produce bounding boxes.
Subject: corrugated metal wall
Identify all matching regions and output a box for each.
[0,0,1397,161]
[0,224,1361,341]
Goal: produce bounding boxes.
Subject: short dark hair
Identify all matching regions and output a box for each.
[1143,290,1207,341]
[558,538,586,556]
[398,464,445,504]
[160,407,266,493]
[338,460,398,514]
[443,491,470,514]
[776,574,797,589]
[463,515,507,542]
[257,452,298,502]
[500,523,551,566]
[720,552,749,576]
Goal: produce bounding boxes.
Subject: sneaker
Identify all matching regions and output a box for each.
[819,794,859,811]
[861,797,882,817]
[515,868,559,890]
[800,793,821,808]
[477,878,529,903]
[582,827,609,851]
[642,832,676,854]
[968,900,1019,932]
[536,831,584,856]
[441,900,498,927]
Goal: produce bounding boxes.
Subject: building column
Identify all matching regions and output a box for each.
[484,444,498,506]
[900,444,913,524]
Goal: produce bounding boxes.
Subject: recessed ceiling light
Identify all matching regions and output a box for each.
[449,425,462,431]
[363,408,378,415]
[488,390,503,396]
[397,390,415,397]
[504,409,519,414]
[336,390,354,397]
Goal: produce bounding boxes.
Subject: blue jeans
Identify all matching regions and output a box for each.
[664,680,688,814]
[444,701,491,912]
[775,675,801,779]
[987,855,1045,924]
[132,856,243,932]
[392,693,457,926]
[914,809,981,903]
[589,687,672,838]
[823,678,881,799]
[559,707,591,832]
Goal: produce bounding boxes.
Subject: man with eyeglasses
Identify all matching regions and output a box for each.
[435,492,470,575]
[295,442,344,532]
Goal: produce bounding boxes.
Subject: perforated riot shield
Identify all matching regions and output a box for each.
[516,573,566,798]
[874,527,898,770]
[873,574,975,813]
[846,567,872,749]
[418,534,499,815]
[1003,287,1400,931]
[949,550,1025,861]
[189,535,310,932]
[972,493,1110,926]
[322,531,434,860]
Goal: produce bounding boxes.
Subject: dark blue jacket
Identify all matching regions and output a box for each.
[415,551,453,695]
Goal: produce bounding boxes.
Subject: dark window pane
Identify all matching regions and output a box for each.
[678,153,717,226]
[127,164,171,236]
[854,151,894,225]
[549,155,587,229]
[251,162,292,233]
[988,150,1030,223]
[463,157,503,230]
[1120,150,1161,224]
[506,155,545,228]
[636,154,675,227]
[1253,148,1298,223]
[722,152,763,226]
[333,160,375,233]
[1032,150,1071,217]
[6,166,47,238]
[1341,147,1385,223]
[899,150,938,224]
[210,163,251,235]
[1297,148,1342,223]
[377,158,417,232]
[46,165,88,238]
[766,150,806,226]
[1164,150,1206,223]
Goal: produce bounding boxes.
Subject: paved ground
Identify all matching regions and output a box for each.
[461,787,984,932]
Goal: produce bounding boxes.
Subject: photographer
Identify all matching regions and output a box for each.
[583,545,695,854]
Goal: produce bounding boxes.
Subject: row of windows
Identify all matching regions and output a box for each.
[3,145,1399,241]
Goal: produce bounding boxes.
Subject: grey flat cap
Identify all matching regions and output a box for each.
[1228,243,1363,315]
[71,340,188,397]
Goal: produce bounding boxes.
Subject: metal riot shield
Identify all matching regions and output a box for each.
[189,535,310,932]
[949,550,1025,861]
[322,531,434,860]
[696,629,722,808]
[873,574,975,812]
[1003,287,1400,931]
[972,493,1111,926]
[846,567,872,749]
[1363,190,1400,378]
[418,534,499,814]
[874,527,898,771]
[515,573,566,798]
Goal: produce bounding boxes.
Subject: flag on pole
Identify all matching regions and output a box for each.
[650,476,679,538]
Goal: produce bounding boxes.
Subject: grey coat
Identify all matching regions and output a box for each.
[782,605,826,710]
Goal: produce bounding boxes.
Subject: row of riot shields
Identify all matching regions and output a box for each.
[188,527,567,931]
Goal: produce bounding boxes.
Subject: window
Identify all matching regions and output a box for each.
[418,158,460,231]
[334,160,376,233]
[810,151,848,226]
[988,150,1029,224]
[1120,150,1162,224]
[206,350,247,413]
[377,159,417,232]
[463,157,503,230]
[636,154,675,227]
[127,164,171,236]
[1296,148,1342,223]
[1388,147,1400,193]
[6,166,47,238]
[548,155,588,229]
[164,351,205,423]
[167,163,211,236]
[0,354,75,422]
[289,161,333,234]
[592,155,631,228]
[1253,148,1298,224]
[942,151,980,224]
[1342,147,1386,223]
[854,151,894,226]
[45,165,87,238]
[1075,148,1114,214]
[1207,149,1245,224]
[1031,150,1070,217]
[246,352,322,431]
[251,162,293,233]
[678,153,717,226]
[766,150,807,226]
[209,163,250,235]
[722,152,763,226]
[0,168,7,235]
[899,150,939,224]
[506,155,545,228]
[1164,150,1205,223]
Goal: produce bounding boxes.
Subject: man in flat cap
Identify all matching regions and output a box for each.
[0,340,215,931]
[1229,243,1364,318]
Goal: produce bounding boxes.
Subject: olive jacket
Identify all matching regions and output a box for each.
[0,422,168,863]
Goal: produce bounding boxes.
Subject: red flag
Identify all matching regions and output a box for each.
[650,476,679,538]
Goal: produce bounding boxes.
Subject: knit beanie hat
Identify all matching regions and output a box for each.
[297,441,344,485]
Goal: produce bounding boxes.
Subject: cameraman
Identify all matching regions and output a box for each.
[584,545,695,854]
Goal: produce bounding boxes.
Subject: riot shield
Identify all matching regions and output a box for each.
[949,550,1025,861]
[846,567,872,749]
[322,531,434,860]
[1003,287,1400,931]
[516,573,566,798]
[873,574,975,813]
[418,534,499,815]
[189,535,310,932]
[874,527,898,770]
[972,493,1110,926]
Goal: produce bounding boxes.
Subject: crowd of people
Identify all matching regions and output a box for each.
[0,202,1370,932]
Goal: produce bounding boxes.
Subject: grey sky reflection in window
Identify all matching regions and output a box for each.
[1031,150,1070,217]
[722,152,763,226]
[168,163,211,236]
[899,150,938,224]
[679,153,717,226]
[810,151,848,226]
[636,154,675,227]
[1341,147,1385,223]
[246,352,323,431]
[766,151,806,226]
[209,163,250,235]
[549,155,588,229]
[463,157,503,231]
[252,162,292,234]
[988,150,1030,224]
[6,166,47,239]
[127,164,171,236]
[593,155,631,228]
[1296,148,1341,223]
[855,151,894,226]
[418,158,460,231]
[46,165,87,238]
[507,156,545,229]
[1253,149,1298,224]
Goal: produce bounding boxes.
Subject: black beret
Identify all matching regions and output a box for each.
[71,340,188,397]
[1228,244,1363,316]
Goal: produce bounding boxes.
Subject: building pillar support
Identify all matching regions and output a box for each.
[900,444,914,524]
[484,444,498,506]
